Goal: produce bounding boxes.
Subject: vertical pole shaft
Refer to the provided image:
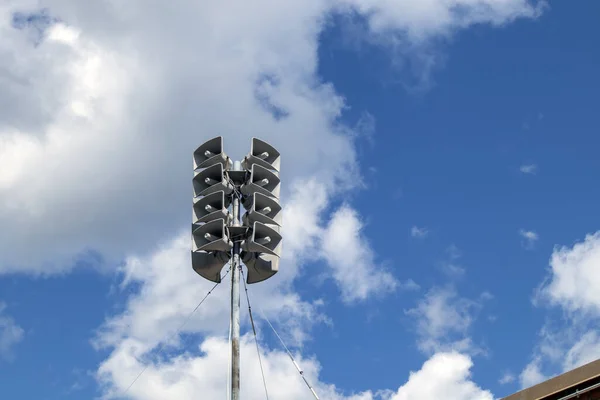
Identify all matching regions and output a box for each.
[231,160,242,400]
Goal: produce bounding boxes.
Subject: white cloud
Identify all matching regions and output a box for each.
[386,352,493,400]
[521,232,600,387]
[280,178,330,263]
[97,334,374,400]
[538,232,600,315]
[93,167,393,400]
[91,183,394,395]
[338,0,545,42]
[498,372,515,385]
[519,230,539,249]
[563,331,600,372]
[0,1,359,275]
[94,222,335,398]
[520,325,600,389]
[520,164,538,174]
[406,287,484,355]
[336,0,546,88]
[519,358,546,388]
[97,336,494,400]
[0,302,24,360]
[94,225,491,400]
[411,226,429,238]
[0,0,545,276]
[95,209,330,355]
[321,204,397,303]
[0,0,544,397]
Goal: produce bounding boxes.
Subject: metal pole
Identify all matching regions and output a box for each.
[230,160,242,400]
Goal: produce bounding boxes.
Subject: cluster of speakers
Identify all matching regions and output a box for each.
[192,137,282,284]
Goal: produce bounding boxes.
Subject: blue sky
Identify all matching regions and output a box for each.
[1,1,600,399]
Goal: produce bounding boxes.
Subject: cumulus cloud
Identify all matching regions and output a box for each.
[0,0,545,397]
[97,336,494,400]
[321,205,397,303]
[519,230,539,250]
[95,188,334,355]
[0,0,358,275]
[538,232,600,315]
[0,302,24,361]
[97,333,369,400]
[94,188,397,357]
[521,232,600,387]
[406,287,485,355]
[92,182,395,397]
[95,225,489,399]
[386,352,493,400]
[0,0,546,276]
[278,179,330,267]
[94,224,333,398]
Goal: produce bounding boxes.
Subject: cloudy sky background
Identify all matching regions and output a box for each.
[1,0,600,399]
